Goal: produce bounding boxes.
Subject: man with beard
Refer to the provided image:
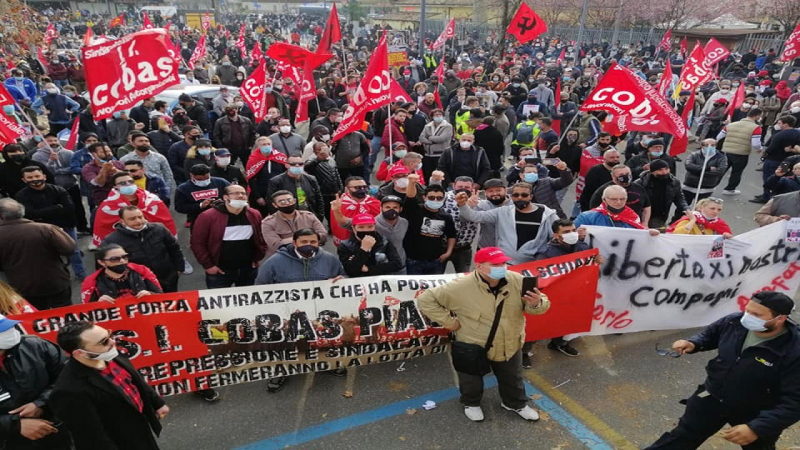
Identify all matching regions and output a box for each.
[628,139,677,180]
[0,144,54,199]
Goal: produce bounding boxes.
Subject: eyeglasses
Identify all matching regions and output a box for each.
[115,180,135,186]
[511,193,530,198]
[707,197,724,204]
[103,254,129,263]
[655,343,681,358]
[274,198,296,206]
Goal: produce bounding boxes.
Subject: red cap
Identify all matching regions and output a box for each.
[351,214,376,226]
[389,164,410,177]
[403,69,411,75]
[758,70,768,76]
[759,79,772,86]
[474,247,512,264]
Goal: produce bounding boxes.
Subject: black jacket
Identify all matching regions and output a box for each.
[0,159,54,198]
[627,152,677,181]
[266,172,325,221]
[579,164,612,212]
[437,144,492,187]
[146,130,181,155]
[210,164,247,186]
[687,313,800,439]
[304,159,343,196]
[50,356,166,450]
[174,177,230,224]
[186,102,210,133]
[15,183,75,229]
[102,222,184,281]
[634,172,688,225]
[533,239,591,260]
[0,336,68,449]
[129,105,152,133]
[338,234,404,277]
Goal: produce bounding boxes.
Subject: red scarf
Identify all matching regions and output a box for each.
[593,203,644,229]
[92,189,176,246]
[330,192,381,245]
[245,149,288,181]
[666,211,731,235]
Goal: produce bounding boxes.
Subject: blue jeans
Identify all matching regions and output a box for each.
[762,159,781,199]
[64,227,87,278]
[369,136,383,168]
[570,201,582,220]
[406,258,445,275]
[205,267,257,289]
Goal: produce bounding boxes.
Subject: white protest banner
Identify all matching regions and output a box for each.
[579,221,800,336]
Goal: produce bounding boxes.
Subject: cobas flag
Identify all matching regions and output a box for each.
[0,88,24,144]
[266,43,332,71]
[703,38,730,66]
[235,23,247,58]
[389,79,412,103]
[141,12,154,30]
[781,22,800,62]
[657,29,672,54]
[580,62,686,139]
[506,3,547,44]
[674,44,713,97]
[82,29,180,120]
[44,24,58,45]
[187,35,207,70]
[431,19,455,50]
[317,4,342,54]
[332,33,391,142]
[294,62,317,124]
[657,59,672,97]
[240,61,270,123]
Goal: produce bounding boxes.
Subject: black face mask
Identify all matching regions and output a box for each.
[187,135,198,141]
[9,154,27,164]
[296,244,317,258]
[488,196,506,205]
[455,188,471,197]
[355,230,377,241]
[381,209,399,220]
[616,174,631,185]
[106,263,128,274]
[598,142,611,149]
[351,188,368,199]
[654,173,670,181]
[513,199,530,209]
[606,204,625,214]
[26,179,45,187]
[277,204,296,214]
[135,145,150,152]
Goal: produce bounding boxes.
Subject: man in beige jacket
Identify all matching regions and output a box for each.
[418,247,550,422]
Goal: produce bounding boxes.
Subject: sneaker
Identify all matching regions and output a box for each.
[88,242,97,251]
[721,189,740,195]
[548,341,580,357]
[183,260,194,274]
[755,163,763,172]
[266,376,287,392]
[464,406,485,422]
[501,403,540,421]
[522,352,532,369]
[195,388,220,402]
[749,196,768,204]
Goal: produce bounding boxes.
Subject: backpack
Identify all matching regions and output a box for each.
[516,121,535,144]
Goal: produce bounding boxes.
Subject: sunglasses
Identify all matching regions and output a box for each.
[103,254,129,263]
[426,196,445,201]
[655,343,681,358]
[288,162,304,167]
[511,193,530,198]
[707,197,724,204]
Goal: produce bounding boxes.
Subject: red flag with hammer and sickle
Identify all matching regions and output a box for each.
[507,3,547,44]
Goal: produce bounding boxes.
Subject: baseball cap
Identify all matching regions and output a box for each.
[195,138,212,148]
[474,247,512,265]
[392,142,408,151]
[214,148,231,157]
[389,164,410,177]
[752,291,795,316]
[528,89,538,96]
[649,159,669,172]
[381,195,403,205]
[0,314,20,333]
[483,178,507,188]
[351,214,376,226]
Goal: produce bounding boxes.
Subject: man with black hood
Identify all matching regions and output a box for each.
[634,159,690,228]
[0,144,54,198]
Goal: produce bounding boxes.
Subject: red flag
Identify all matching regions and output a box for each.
[679,37,688,57]
[726,82,745,119]
[251,42,262,62]
[657,59,672,97]
[669,90,695,156]
[44,24,58,45]
[92,189,175,246]
[0,113,25,145]
[431,19,455,50]
[781,22,800,62]
[0,85,15,107]
[83,29,180,120]
[109,14,124,28]
[165,37,183,67]
[36,48,49,75]
[295,62,317,123]
[675,44,713,95]
[332,33,391,142]
[506,3,547,44]
[240,61,270,123]
[164,21,171,34]
[201,13,211,33]
[235,23,247,58]
[83,27,93,46]
[267,42,332,71]
[552,78,561,135]
[142,12,154,30]
[580,63,686,139]
[657,29,672,54]
[188,35,207,70]
[64,117,80,151]
[224,28,231,39]
[434,58,445,83]
[389,79,413,103]
[556,47,566,63]
[704,38,730,66]
[317,4,342,54]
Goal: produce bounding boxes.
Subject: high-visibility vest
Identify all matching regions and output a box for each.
[455,110,472,139]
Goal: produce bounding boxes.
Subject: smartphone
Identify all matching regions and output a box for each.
[524,156,541,165]
[542,157,561,166]
[521,276,538,295]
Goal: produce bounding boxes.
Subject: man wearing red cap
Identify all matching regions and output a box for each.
[418,246,550,422]
[378,164,424,202]
[337,214,404,277]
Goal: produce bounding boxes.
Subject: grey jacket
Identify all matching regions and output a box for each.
[419,121,454,158]
[31,147,77,189]
[458,203,557,264]
[755,191,800,227]
[376,214,409,264]
[268,132,306,157]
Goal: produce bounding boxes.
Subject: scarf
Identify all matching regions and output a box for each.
[593,203,644,229]
[245,149,288,181]
[666,211,731,235]
[92,189,176,246]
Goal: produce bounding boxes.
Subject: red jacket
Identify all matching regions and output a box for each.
[80,263,161,304]
[190,204,267,269]
[380,118,408,157]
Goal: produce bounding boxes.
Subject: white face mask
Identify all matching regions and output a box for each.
[459,141,472,149]
[394,177,409,189]
[228,199,248,209]
[0,328,21,350]
[216,157,231,167]
[280,125,292,134]
[321,134,331,142]
[561,231,579,245]
[82,346,119,361]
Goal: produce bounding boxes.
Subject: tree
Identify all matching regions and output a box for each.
[756,0,800,39]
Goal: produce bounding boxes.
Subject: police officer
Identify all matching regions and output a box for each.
[646,291,800,450]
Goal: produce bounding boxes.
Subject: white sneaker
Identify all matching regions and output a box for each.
[87,242,97,251]
[183,260,194,274]
[501,403,540,421]
[464,406,485,422]
[722,189,740,195]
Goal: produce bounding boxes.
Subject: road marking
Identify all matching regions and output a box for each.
[235,373,623,450]
[525,371,639,450]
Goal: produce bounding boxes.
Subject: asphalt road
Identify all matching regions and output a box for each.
[64,146,800,449]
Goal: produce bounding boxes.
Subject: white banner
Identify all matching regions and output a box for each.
[579,221,800,335]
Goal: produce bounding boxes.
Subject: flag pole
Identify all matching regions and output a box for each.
[691,151,711,210]
[556,112,581,145]
[388,103,393,164]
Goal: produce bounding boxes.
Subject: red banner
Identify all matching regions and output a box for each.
[0,84,15,107]
[675,44,713,95]
[580,63,686,138]
[0,113,25,145]
[657,58,672,97]
[703,38,730,66]
[680,36,688,57]
[432,19,455,50]
[726,82,745,119]
[434,58,444,83]
[318,4,342,54]
[44,23,58,45]
[266,43,332,71]
[295,62,317,123]
[187,35,207,70]
[201,13,211,32]
[142,12,154,30]
[781,22,800,62]
[83,27,93,46]
[82,29,181,120]
[389,78,412,103]
[235,23,247,58]
[669,89,695,156]
[506,3,547,44]
[332,34,391,142]
[657,29,672,54]
[251,42,262,63]
[240,61,269,123]
[64,116,80,151]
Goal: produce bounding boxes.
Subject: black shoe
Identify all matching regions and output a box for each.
[673,156,682,162]
[195,388,220,402]
[749,196,768,204]
[548,341,580,357]
[522,353,532,369]
[266,376,287,392]
[326,367,348,377]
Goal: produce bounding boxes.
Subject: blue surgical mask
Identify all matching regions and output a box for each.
[198,148,211,156]
[119,185,137,195]
[2,105,14,115]
[740,312,769,332]
[650,151,663,157]
[112,112,121,119]
[394,150,407,158]
[488,266,507,280]
[523,173,539,183]
[14,76,23,82]
[192,179,211,187]
[702,146,716,157]
[415,163,422,171]
[641,138,651,146]
[433,116,443,123]
[288,166,304,175]
[260,145,272,155]
[33,135,43,142]
[425,200,443,210]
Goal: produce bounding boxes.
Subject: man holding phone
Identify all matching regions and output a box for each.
[418,247,550,423]
[174,164,230,228]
